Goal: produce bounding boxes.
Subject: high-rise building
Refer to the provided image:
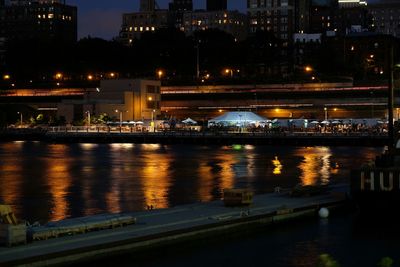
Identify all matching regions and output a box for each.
[296,0,312,34]
[140,0,155,12]
[168,0,193,30]
[369,1,400,38]
[120,10,168,45]
[182,10,248,41]
[248,0,297,42]
[169,0,192,11]
[310,0,338,34]
[0,0,77,43]
[206,0,227,11]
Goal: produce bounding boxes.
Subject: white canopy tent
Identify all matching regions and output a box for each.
[182,118,197,124]
[208,111,268,127]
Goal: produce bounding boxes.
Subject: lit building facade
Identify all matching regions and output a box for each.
[168,0,193,29]
[94,79,161,122]
[247,0,310,42]
[58,79,162,123]
[182,10,248,41]
[336,5,372,35]
[119,9,169,45]
[369,1,400,38]
[310,0,338,34]
[0,0,77,44]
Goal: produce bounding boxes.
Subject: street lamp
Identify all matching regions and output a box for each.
[86,111,91,128]
[157,70,164,80]
[304,66,313,73]
[115,109,123,128]
[196,40,201,80]
[152,109,156,123]
[324,107,328,121]
[17,112,22,127]
[224,68,233,78]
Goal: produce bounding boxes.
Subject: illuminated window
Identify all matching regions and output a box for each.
[129,27,132,31]
[48,13,54,19]
[151,27,155,31]
[134,27,137,31]
[140,27,143,31]
[146,27,149,31]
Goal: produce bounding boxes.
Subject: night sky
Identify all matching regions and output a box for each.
[67,0,380,40]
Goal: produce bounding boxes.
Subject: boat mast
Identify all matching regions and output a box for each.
[388,40,395,148]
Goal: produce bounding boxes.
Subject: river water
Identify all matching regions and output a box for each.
[2,142,399,267]
[0,142,382,222]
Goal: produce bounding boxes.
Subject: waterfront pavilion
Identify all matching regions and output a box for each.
[208,111,268,127]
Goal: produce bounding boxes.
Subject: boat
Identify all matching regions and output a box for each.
[350,136,400,216]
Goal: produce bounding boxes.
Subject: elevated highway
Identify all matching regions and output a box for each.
[0,83,395,120]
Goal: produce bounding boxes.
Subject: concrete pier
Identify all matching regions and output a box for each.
[0,187,348,267]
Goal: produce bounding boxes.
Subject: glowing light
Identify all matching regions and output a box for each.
[157,70,164,79]
[304,66,313,72]
[87,75,93,80]
[232,144,242,150]
[3,74,10,80]
[80,143,98,150]
[272,156,283,175]
[55,73,63,79]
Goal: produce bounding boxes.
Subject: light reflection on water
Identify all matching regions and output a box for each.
[297,147,332,186]
[0,142,381,223]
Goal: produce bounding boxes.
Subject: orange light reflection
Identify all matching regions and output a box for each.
[45,145,71,221]
[297,147,332,186]
[140,152,171,209]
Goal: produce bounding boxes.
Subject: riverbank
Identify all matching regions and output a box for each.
[0,129,389,146]
[0,187,348,267]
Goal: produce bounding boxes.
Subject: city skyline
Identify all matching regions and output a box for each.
[67,0,246,40]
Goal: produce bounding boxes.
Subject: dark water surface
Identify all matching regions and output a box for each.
[87,212,400,267]
[0,142,382,222]
[2,142,399,267]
